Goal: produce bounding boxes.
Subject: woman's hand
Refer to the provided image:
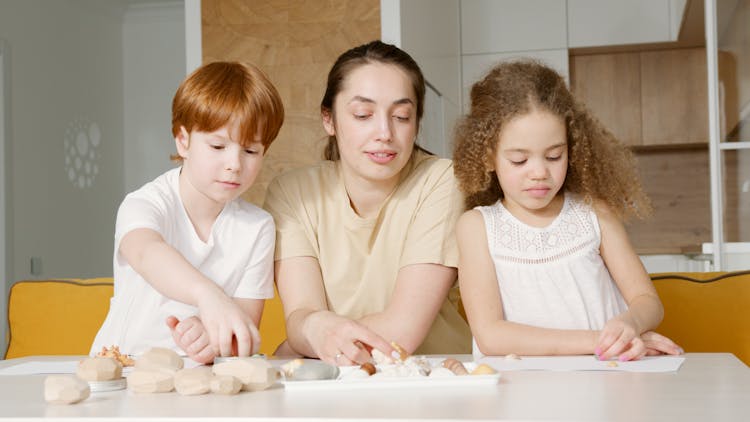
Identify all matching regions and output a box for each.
[166,315,216,364]
[302,310,394,366]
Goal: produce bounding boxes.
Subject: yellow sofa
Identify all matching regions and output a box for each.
[6,272,749,366]
[651,271,750,366]
[5,277,287,359]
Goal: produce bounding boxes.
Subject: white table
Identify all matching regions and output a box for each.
[0,353,748,421]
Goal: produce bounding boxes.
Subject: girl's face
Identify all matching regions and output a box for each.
[176,123,264,209]
[322,62,418,190]
[493,107,568,221]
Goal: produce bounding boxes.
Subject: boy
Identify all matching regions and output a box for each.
[91,61,284,363]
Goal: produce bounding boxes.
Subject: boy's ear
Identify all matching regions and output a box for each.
[175,126,190,158]
[321,111,335,136]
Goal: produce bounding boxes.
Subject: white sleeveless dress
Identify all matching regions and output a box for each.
[472,193,627,358]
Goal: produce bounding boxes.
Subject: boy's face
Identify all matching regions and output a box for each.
[175,124,264,207]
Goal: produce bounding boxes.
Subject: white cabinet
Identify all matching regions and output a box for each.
[567,0,687,48]
[460,0,566,54]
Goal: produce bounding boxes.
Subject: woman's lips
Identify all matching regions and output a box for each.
[366,151,396,164]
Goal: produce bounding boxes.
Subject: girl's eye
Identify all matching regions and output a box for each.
[509,159,526,166]
[547,155,562,161]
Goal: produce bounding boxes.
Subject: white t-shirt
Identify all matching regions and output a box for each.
[472,193,627,359]
[90,167,275,356]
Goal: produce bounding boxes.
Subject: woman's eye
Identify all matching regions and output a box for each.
[354,114,370,120]
[394,115,410,122]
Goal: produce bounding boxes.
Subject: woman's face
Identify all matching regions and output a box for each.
[323,62,418,189]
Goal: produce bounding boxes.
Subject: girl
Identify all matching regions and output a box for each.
[264,41,471,365]
[453,60,683,361]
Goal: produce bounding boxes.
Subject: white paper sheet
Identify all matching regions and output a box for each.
[477,355,685,372]
[0,357,202,376]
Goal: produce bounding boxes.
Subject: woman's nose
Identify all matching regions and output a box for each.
[375,115,393,142]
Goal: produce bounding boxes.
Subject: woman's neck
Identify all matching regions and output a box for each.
[340,166,400,219]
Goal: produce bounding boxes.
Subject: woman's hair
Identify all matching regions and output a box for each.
[453,60,650,220]
[171,61,284,161]
[320,40,426,161]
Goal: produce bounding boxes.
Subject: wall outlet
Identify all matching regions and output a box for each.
[30,256,42,275]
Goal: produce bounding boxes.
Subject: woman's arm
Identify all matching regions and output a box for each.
[595,201,665,360]
[457,210,599,356]
[276,256,394,365]
[120,228,258,357]
[357,263,455,354]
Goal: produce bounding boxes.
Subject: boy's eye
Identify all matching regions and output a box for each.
[211,145,225,150]
[245,149,259,155]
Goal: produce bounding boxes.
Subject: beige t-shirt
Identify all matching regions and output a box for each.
[264,151,471,354]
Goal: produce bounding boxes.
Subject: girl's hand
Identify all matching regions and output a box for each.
[304,311,394,366]
[195,287,261,357]
[166,315,215,364]
[596,315,641,361]
[641,331,684,356]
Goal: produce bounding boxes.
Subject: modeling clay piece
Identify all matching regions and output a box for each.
[470,363,498,375]
[390,341,408,361]
[505,353,521,360]
[441,358,469,375]
[44,375,90,405]
[290,361,340,381]
[95,345,135,367]
[135,347,184,373]
[128,370,174,393]
[359,362,376,376]
[212,357,279,391]
[210,375,243,395]
[76,357,122,381]
[174,367,212,396]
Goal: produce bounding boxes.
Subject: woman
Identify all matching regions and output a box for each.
[264,41,471,365]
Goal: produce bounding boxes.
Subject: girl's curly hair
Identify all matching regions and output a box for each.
[453,60,651,220]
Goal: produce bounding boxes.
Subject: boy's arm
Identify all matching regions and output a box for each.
[595,201,667,360]
[120,227,258,357]
[456,210,599,356]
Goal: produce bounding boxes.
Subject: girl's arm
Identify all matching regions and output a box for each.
[595,201,666,360]
[457,210,599,356]
[120,228,259,357]
[357,262,455,354]
[275,256,394,365]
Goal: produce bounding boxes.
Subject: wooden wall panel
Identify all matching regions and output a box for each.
[201,0,380,205]
[626,149,711,254]
[570,52,642,146]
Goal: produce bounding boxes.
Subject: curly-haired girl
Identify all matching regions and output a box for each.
[453,60,683,361]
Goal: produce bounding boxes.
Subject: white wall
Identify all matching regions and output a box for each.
[0,0,186,358]
[123,2,185,193]
[381,0,461,158]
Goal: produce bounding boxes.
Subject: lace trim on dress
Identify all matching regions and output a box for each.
[480,195,598,261]
[491,238,596,264]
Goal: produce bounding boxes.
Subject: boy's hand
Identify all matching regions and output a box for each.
[166,315,216,364]
[195,288,261,357]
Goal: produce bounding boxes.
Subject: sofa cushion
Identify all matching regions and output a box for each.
[5,277,288,359]
[652,271,750,366]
